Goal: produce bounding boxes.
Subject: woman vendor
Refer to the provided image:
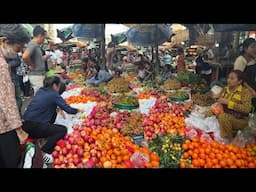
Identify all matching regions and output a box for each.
[213,70,252,140]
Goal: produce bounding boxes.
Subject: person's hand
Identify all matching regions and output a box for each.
[16,127,29,145]
[77,108,85,113]
[217,97,228,105]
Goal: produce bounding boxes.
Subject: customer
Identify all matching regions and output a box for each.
[216,70,252,140]
[233,38,256,107]
[23,25,50,94]
[0,24,30,168]
[22,76,81,164]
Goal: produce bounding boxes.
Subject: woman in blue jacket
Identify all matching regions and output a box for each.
[22,76,81,164]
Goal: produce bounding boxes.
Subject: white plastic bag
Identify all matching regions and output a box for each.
[139,97,156,114]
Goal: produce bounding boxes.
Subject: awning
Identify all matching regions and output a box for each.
[213,24,256,32]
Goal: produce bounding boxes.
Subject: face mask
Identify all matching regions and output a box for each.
[1,45,18,59]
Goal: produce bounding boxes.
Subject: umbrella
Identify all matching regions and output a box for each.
[71,24,104,41]
[125,24,172,46]
[111,32,127,45]
[213,24,256,32]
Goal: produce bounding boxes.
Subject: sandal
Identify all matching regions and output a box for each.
[43,153,53,164]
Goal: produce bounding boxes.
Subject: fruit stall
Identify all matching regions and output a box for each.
[52,71,256,168]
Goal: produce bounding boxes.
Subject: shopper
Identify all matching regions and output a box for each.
[22,76,81,164]
[0,24,30,168]
[233,38,256,107]
[23,25,50,94]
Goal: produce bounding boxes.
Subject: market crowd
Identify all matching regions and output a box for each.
[0,24,256,168]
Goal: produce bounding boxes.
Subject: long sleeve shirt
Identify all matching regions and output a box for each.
[0,51,22,134]
[23,87,78,124]
[86,70,112,86]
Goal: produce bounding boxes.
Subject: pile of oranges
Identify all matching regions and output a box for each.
[65,95,97,105]
[180,138,256,168]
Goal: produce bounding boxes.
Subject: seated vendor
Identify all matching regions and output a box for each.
[85,65,112,87]
[213,70,252,140]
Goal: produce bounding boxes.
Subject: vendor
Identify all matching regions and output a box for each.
[85,65,112,87]
[162,64,172,81]
[215,70,252,140]
[233,38,256,107]
[22,76,82,164]
[176,48,185,72]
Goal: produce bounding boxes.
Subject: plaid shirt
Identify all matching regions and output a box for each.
[0,51,22,134]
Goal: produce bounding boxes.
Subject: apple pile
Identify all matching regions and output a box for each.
[150,98,171,114]
[143,112,186,141]
[170,102,193,117]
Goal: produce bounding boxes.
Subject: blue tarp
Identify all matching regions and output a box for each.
[72,24,104,40]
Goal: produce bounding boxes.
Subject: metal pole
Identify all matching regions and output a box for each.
[101,24,106,70]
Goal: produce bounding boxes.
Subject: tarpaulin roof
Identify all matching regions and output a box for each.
[213,24,256,32]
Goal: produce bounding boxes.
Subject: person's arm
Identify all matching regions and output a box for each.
[23,43,35,69]
[218,89,252,114]
[55,94,78,114]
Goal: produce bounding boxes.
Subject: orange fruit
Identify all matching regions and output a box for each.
[151,161,160,168]
[182,144,189,150]
[183,152,189,159]
[192,159,200,167]
[150,153,160,161]
[180,161,186,168]
[103,161,112,168]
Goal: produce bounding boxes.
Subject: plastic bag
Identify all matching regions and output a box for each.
[200,132,212,143]
[185,127,199,140]
[130,151,149,168]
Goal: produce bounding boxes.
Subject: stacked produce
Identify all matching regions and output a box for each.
[181,138,256,168]
[53,126,160,168]
[163,79,181,90]
[112,95,139,106]
[80,88,109,102]
[191,92,215,106]
[107,78,130,93]
[120,112,144,136]
[143,112,185,140]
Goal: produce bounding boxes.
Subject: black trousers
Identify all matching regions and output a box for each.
[22,121,67,154]
[0,130,21,168]
[17,75,30,97]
